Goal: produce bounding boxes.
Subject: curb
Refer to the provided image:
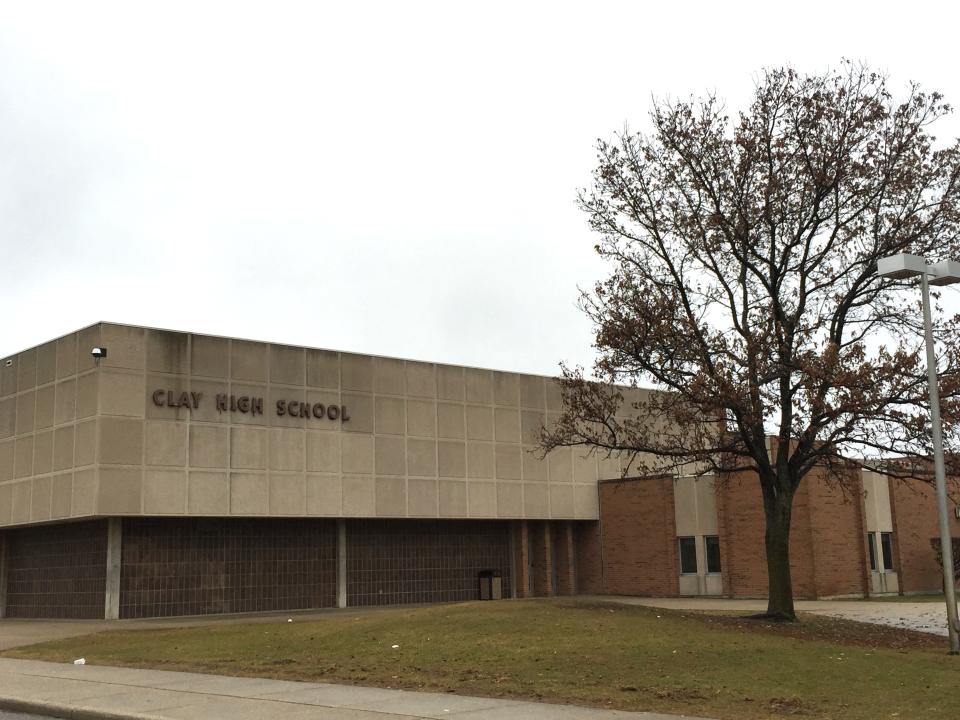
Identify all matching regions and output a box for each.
[0,696,149,720]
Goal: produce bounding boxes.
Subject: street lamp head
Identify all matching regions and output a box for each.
[877,253,927,279]
[929,260,960,287]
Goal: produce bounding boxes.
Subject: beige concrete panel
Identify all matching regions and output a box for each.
[189,425,228,468]
[407,400,436,438]
[188,471,229,514]
[495,443,521,480]
[53,425,75,471]
[76,372,99,419]
[547,447,572,483]
[341,392,373,433]
[375,396,405,435]
[493,372,519,406]
[0,482,10,524]
[1,355,17,398]
[100,324,145,370]
[75,420,96,466]
[72,468,97,516]
[306,349,340,389]
[436,402,464,439]
[54,379,76,425]
[375,476,406,516]
[375,435,405,475]
[0,397,14,439]
[863,470,894,532]
[341,354,373,392]
[99,417,144,465]
[15,390,35,435]
[545,380,564,411]
[229,426,266,469]
[439,479,467,516]
[191,335,229,378]
[520,376,545,409]
[269,473,306,515]
[549,484,575,518]
[406,362,436,398]
[468,480,497,517]
[56,333,77,380]
[146,330,189,374]
[51,472,72,518]
[36,342,57,386]
[306,473,341,515]
[522,447,547,482]
[465,368,492,404]
[466,405,493,441]
[97,467,143,514]
[100,371,146,417]
[306,432,340,472]
[598,453,626,481]
[573,449,598,483]
[438,440,466,478]
[76,324,101,373]
[467,442,494,479]
[374,357,404,395]
[32,430,53,475]
[17,348,36,392]
[673,477,697,536]
[306,389,342,428]
[523,482,549,518]
[143,470,187,514]
[35,385,54,430]
[408,478,437,516]
[230,472,268,514]
[269,344,305,385]
[341,434,374,474]
[270,428,304,471]
[574,484,600,519]
[30,476,52,521]
[342,475,376,516]
[0,439,13,481]
[407,438,437,477]
[14,436,33,478]
[521,411,545,445]
[185,379,228,423]
[497,483,523,517]
[145,421,187,467]
[494,408,520,443]
[437,365,465,401]
[231,340,268,382]
[695,476,719,535]
[11,481,31,524]
[268,385,306,428]
[230,383,269,426]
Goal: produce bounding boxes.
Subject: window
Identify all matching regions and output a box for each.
[678,537,698,574]
[867,533,877,571]
[880,532,894,571]
[705,536,721,574]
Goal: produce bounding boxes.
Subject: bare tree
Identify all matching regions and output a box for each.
[542,63,960,620]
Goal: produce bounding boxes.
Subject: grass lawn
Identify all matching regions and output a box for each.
[4,598,959,720]
[850,593,947,603]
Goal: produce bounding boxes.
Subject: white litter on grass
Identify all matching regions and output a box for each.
[287,618,293,623]
[73,658,86,665]
[392,644,400,649]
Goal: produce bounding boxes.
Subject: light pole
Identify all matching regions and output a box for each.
[877,253,960,654]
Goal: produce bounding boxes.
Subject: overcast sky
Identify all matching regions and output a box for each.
[2,1,959,376]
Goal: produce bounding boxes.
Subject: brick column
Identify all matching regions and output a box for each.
[0,532,7,619]
[554,522,577,595]
[532,522,554,596]
[337,518,347,608]
[515,521,531,598]
[104,518,122,620]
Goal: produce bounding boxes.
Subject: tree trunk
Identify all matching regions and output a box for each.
[762,483,796,621]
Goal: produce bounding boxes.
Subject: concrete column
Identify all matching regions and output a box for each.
[337,518,347,608]
[104,518,122,620]
[0,532,8,619]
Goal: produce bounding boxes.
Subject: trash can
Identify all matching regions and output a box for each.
[478,569,503,600]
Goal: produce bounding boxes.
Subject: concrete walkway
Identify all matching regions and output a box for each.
[605,596,955,636]
[0,658,709,720]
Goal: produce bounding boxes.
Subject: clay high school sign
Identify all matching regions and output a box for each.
[151,389,350,422]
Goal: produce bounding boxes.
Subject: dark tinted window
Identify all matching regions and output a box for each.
[678,537,697,574]
[881,532,894,570]
[867,534,877,571]
[705,535,721,574]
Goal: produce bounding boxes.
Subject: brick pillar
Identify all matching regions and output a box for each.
[104,518,122,620]
[555,522,577,595]
[532,522,554,596]
[337,518,347,608]
[0,532,7,619]
[515,521,532,598]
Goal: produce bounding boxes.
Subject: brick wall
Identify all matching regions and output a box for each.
[573,521,603,594]
[890,477,960,593]
[599,477,678,596]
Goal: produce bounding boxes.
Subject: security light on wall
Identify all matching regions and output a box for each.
[91,347,107,359]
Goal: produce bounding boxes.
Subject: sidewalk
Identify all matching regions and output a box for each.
[0,658,710,720]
